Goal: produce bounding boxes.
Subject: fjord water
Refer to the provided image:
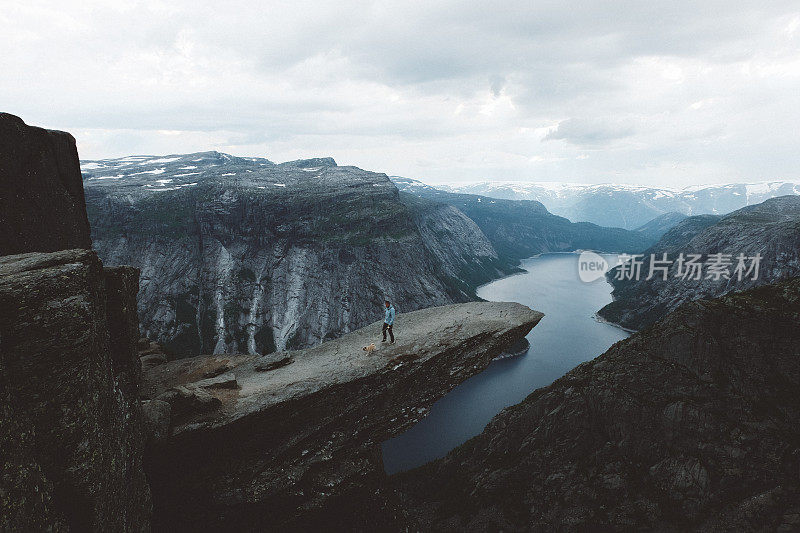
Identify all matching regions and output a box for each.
[381,253,629,474]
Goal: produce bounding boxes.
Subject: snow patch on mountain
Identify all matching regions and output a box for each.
[140,157,181,165]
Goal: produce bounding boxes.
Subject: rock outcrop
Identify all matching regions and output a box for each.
[140,301,543,530]
[393,278,800,531]
[0,250,151,531]
[82,152,518,356]
[598,195,800,329]
[0,113,92,254]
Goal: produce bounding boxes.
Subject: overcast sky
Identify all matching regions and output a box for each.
[2,1,799,186]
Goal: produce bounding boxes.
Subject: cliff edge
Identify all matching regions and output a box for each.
[0,114,149,531]
[143,301,543,530]
[0,250,151,531]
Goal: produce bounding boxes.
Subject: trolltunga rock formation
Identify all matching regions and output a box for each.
[141,301,543,530]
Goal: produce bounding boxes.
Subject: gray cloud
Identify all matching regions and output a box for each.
[1,0,799,186]
[543,118,637,146]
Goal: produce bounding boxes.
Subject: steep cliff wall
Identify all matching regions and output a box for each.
[403,193,520,297]
[0,114,150,531]
[84,153,513,356]
[598,196,800,329]
[0,113,91,254]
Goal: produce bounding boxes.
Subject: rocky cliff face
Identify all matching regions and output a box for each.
[393,278,800,531]
[0,113,92,254]
[402,193,520,296]
[83,153,516,356]
[0,250,151,531]
[140,301,543,530]
[598,195,800,329]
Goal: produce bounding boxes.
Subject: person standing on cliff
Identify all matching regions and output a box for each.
[382,299,396,344]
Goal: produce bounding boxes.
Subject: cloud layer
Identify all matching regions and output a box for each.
[2,1,799,186]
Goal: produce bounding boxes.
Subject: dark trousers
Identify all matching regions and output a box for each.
[382,322,394,342]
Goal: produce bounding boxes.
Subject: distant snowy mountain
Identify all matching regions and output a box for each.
[428,180,800,229]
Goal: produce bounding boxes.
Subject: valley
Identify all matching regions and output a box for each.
[3,113,799,532]
[83,153,650,356]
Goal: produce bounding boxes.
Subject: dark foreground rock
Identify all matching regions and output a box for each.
[142,301,543,530]
[0,113,91,255]
[393,278,800,531]
[0,250,150,530]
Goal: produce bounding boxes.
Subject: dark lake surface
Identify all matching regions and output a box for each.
[381,253,629,474]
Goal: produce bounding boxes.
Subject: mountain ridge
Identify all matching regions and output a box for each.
[410,178,800,229]
[83,153,499,355]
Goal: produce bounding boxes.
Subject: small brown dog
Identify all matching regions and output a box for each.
[362,343,376,355]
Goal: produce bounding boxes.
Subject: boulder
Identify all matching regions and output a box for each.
[190,372,239,390]
[201,360,235,378]
[254,352,294,372]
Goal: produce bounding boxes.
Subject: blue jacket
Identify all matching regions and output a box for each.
[384,305,396,325]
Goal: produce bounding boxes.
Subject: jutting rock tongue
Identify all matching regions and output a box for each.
[143,301,543,530]
[0,112,92,255]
